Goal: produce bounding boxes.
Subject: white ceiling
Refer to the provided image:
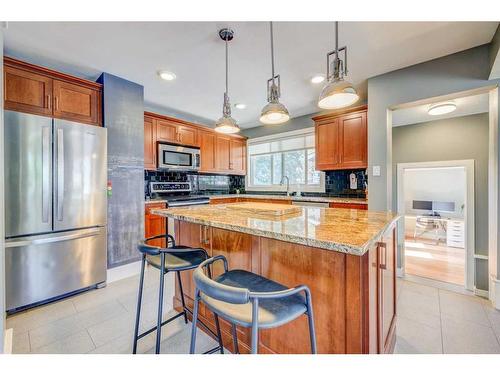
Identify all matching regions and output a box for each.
[4,22,498,128]
[392,93,489,127]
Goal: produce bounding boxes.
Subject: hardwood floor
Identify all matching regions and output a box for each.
[404,237,465,286]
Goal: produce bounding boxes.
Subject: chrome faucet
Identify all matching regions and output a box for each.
[280,175,290,196]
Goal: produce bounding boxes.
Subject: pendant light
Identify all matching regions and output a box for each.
[318,22,359,109]
[215,28,240,134]
[260,22,290,125]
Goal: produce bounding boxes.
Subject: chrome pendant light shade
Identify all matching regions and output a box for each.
[215,28,240,134]
[318,22,359,110]
[260,22,289,125]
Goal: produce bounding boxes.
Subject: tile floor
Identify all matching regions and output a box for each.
[7,268,500,354]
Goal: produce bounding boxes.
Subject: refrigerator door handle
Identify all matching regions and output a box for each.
[42,126,51,223]
[56,128,65,221]
[5,228,102,248]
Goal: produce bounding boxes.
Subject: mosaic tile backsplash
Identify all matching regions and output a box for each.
[145,169,366,198]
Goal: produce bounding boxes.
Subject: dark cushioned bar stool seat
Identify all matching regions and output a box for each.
[133,234,224,355]
[202,270,307,328]
[190,255,317,354]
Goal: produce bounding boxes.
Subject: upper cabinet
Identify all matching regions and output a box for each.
[4,57,102,126]
[313,105,367,171]
[144,111,246,175]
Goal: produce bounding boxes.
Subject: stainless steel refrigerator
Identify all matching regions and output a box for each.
[4,111,108,313]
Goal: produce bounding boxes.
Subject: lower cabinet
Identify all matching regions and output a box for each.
[144,203,167,247]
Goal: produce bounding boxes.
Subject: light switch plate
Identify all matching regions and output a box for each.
[373,166,381,176]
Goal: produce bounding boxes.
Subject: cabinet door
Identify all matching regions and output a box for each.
[215,135,231,172]
[315,119,340,170]
[53,80,100,125]
[156,119,178,143]
[229,138,246,175]
[339,112,367,169]
[178,125,198,147]
[378,227,396,353]
[144,116,157,170]
[4,66,53,116]
[144,203,166,247]
[199,130,216,172]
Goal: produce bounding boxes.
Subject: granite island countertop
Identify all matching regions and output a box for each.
[152,204,399,256]
[145,194,367,205]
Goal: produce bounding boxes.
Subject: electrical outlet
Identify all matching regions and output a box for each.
[373,166,381,177]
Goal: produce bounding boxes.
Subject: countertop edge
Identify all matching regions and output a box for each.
[151,209,401,256]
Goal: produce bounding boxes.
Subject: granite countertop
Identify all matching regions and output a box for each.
[145,194,367,205]
[151,204,399,256]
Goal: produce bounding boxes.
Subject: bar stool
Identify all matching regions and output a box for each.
[133,234,224,354]
[189,255,317,354]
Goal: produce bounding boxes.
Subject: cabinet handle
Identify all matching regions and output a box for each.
[46,94,51,109]
[54,96,59,111]
[377,242,387,270]
[199,225,204,244]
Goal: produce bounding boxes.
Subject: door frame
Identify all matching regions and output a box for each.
[397,159,475,291]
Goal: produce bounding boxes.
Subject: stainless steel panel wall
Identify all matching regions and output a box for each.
[4,111,53,237]
[5,227,107,311]
[98,73,145,268]
[53,120,107,231]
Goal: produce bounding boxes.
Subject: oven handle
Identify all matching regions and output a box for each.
[167,201,210,208]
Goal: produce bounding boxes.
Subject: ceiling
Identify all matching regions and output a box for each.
[392,92,489,127]
[4,22,498,128]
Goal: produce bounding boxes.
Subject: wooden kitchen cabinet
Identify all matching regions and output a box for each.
[215,134,231,172]
[4,65,53,116]
[52,80,100,125]
[144,202,167,248]
[144,116,157,170]
[177,125,198,146]
[229,138,246,175]
[199,130,217,172]
[155,116,198,147]
[4,57,102,126]
[329,202,368,210]
[313,105,367,171]
[156,118,180,143]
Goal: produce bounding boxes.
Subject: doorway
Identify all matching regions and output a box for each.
[397,160,474,289]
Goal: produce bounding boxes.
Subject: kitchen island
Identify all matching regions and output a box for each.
[152,204,400,354]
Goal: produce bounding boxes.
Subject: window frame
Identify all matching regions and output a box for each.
[245,128,325,193]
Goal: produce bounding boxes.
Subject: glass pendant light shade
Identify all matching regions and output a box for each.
[215,28,240,134]
[260,22,290,125]
[318,79,359,109]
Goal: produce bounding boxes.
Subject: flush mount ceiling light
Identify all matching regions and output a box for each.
[318,22,359,109]
[311,75,325,84]
[428,101,457,116]
[234,103,247,109]
[158,70,176,81]
[215,28,240,134]
[260,22,290,125]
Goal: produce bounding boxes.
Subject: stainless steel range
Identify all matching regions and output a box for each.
[149,181,210,207]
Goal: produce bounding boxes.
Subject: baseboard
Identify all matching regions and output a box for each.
[106,260,142,284]
[491,275,500,309]
[474,288,489,298]
[3,328,13,354]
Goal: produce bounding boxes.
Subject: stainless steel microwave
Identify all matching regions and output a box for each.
[158,143,200,171]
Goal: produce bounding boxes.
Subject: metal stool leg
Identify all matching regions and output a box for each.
[132,254,146,354]
[176,271,189,324]
[213,313,224,354]
[155,253,166,354]
[250,298,259,354]
[231,324,239,354]
[189,289,200,354]
[305,292,317,354]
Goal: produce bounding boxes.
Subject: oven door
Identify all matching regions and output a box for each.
[158,143,200,171]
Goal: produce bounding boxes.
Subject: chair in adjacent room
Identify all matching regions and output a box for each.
[133,234,224,354]
[189,255,317,354]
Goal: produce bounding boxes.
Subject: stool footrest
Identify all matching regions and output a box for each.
[137,311,186,340]
[203,346,223,354]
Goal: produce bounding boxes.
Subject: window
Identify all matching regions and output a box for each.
[246,128,325,192]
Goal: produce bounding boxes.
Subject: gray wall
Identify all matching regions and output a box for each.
[242,112,315,138]
[0,26,5,353]
[99,73,145,268]
[392,113,489,289]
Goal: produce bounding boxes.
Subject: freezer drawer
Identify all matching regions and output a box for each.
[5,227,107,312]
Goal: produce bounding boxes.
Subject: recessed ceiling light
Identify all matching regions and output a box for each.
[158,70,176,81]
[428,101,457,116]
[234,103,247,110]
[311,75,325,84]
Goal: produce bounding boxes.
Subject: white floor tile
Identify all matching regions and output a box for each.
[441,315,500,354]
[31,330,95,354]
[439,289,490,326]
[394,316,443,354]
